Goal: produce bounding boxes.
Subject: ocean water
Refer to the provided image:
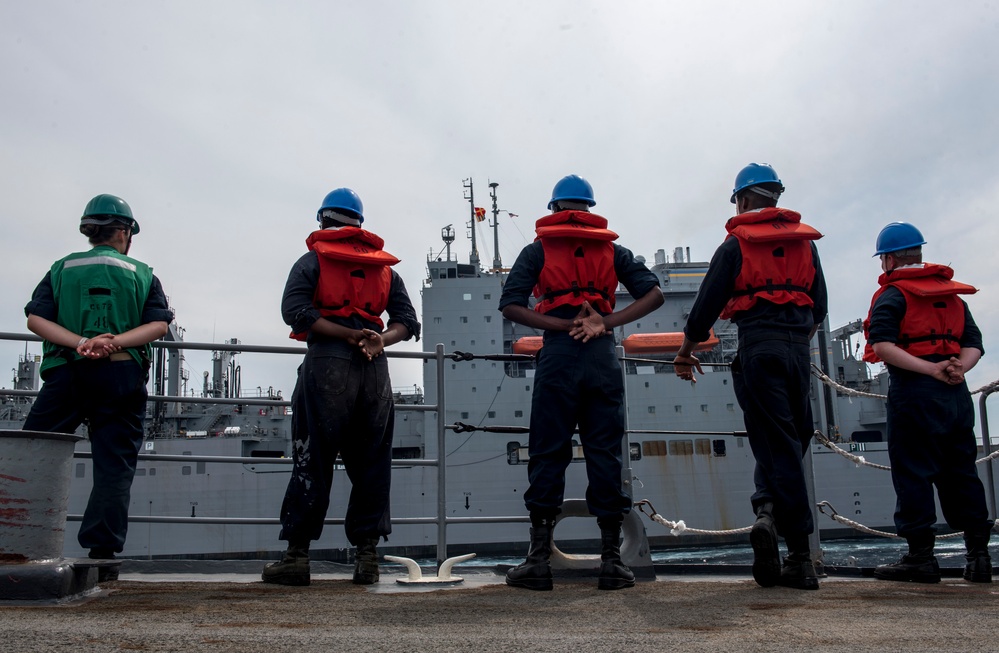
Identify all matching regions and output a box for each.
[649,536,971,568]
[452,537,973,569]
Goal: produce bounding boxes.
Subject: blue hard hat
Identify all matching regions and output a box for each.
[874,222,926,256]
[730,163,784,204]
[548,175,596,210]
[317,188,364,223]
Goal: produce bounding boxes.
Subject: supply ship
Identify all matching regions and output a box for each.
[1,180,908,561]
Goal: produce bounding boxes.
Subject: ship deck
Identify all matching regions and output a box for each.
[4,564,993,652]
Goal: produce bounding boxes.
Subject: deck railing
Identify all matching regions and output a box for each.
[2,332,997,570]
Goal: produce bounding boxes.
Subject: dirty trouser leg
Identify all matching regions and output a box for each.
[340,355,395,545]
[278,350,356,544]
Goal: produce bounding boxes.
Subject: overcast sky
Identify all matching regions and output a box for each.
[2,1,998,403]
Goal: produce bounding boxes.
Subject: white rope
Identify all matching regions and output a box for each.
[810,364,887,399]
[814,429,999,468]
[811,363,999,398]
[649,512,752,537]
[635,500,752,536]
[813,430,892,471]
[816,501,971,540]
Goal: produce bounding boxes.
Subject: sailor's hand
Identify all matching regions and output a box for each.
[672,354,703,383]
[78,333,117,358]
[570,301,609,342]
[941,357,965,385]
[358,329,385,360]
[927,359,957,385]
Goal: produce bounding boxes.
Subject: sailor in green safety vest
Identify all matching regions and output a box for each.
[23,194,173,579]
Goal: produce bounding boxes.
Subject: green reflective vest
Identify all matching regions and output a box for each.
[41,245,154,375]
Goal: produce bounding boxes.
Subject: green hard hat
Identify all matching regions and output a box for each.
[80,194,140,234]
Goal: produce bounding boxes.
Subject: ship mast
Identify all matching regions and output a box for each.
[462,178,480,270]
[489,181,502,271]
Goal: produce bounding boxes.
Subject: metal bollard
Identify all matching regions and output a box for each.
[0,430,83,562]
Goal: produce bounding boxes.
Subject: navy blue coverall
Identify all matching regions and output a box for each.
[683,235,827,539]
[499,241,660,519]
[866,286,991,539]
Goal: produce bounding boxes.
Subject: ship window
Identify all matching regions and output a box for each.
[723,379,728,385]
[471,363,476,369]
[644,382,649,388]
[471,340,475,346]
[488,411,496,418]
[674,405,682,413]
[393,447,422,459]
[460,316,468,323]
[463,293,472,301]
[515,410,523,418]
[526,386,530,391]
[472,387,476,392]
[451,340,456,346]
[713,440,727,457]
[484,294,491,300]
[434,317,441,324]
[149,468,156,476]
[182,466,192,476]
[700,404,708,413]
[669,440,693,456]
[647,406,655,414]
[484,316,492,323]
[491,340,496,345]
[461,412,469,419]
[75,463,86,478]
[695,439,711,455]
[197,462,206,474]
[135,468,146,476]
[642,440,667,456]
[727,403,735,412]
[452,364,456,370]
[630,443,641,461]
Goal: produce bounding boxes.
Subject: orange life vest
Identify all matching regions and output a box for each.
[862,263,976,363]
[532,210,619,315]
[719,208,822,320]
[290,227,400,340]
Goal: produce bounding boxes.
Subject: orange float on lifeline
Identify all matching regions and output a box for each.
[512,330,720,356]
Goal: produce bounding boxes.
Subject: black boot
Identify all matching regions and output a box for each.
[750,502,780,588]
[506,515,555,591]
[352,537,380,585]
[963,530,993,584]
[261,542,311,586]
[597,516,635,590]
[89,548,120,583]
[776,549,819,590]
[874,534,940,584]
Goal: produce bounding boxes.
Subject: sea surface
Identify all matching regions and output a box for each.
[457,537,972,569]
